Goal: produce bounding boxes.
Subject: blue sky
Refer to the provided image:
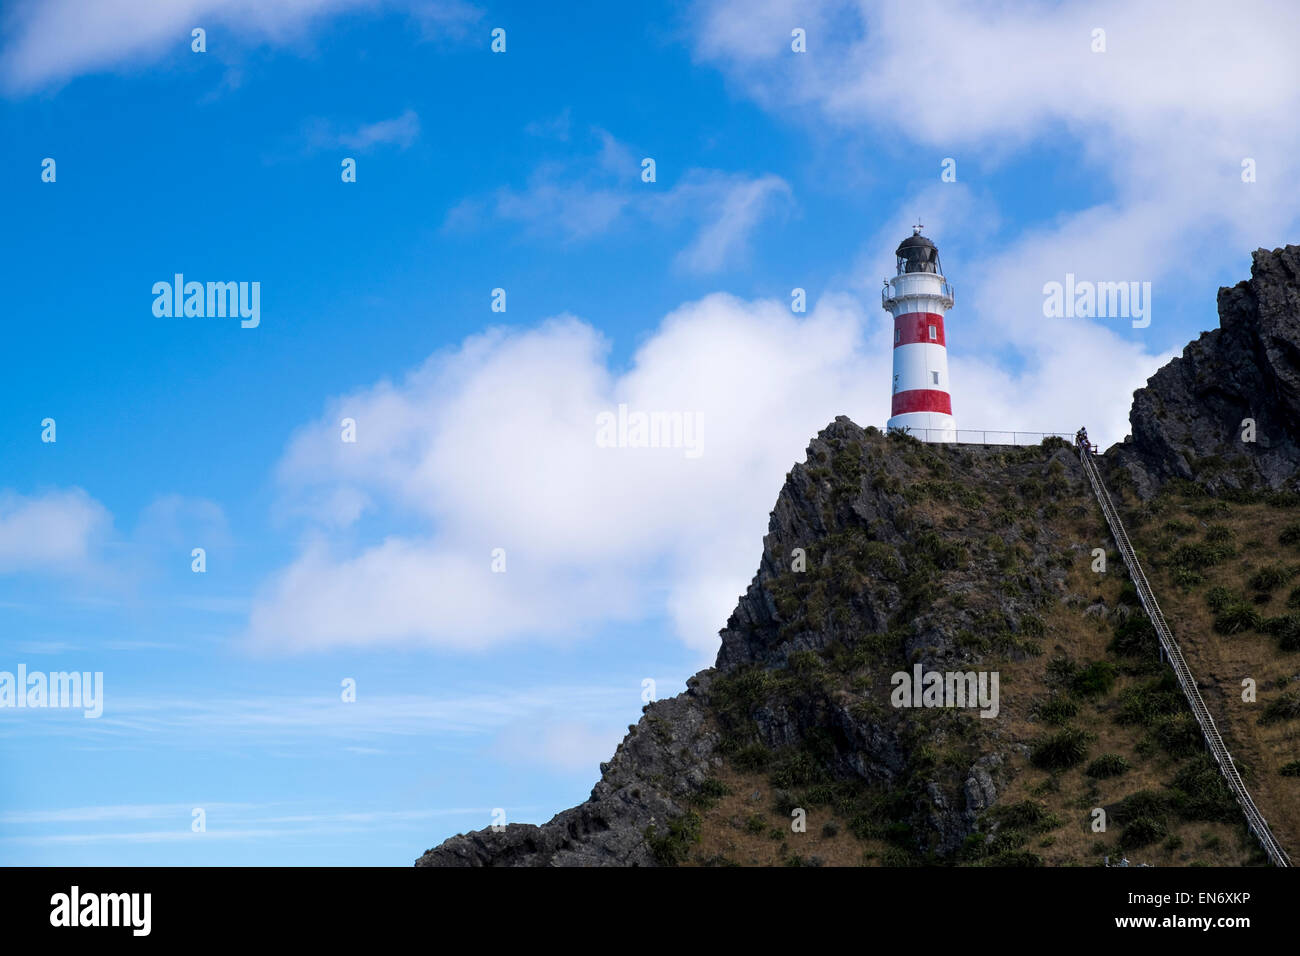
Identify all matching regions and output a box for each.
[2,0,1298,864]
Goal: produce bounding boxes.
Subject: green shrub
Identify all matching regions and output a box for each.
[1214,603,1261,635]
[1279,523,1300,546]
[1114,788,1174,847]
[1259,692,1300,726]
[769,749,829,789]
[912,531,968,571]
[711,666,777,723]
[1122,816,1168,848]
[988,800,1059,832]
[1036,695,1078,726]
[1205,586,1240,613]
[730,743,771,771]
[1171,541,1234,570]
[691,777,731,809]
[1117,789,1172,820]
[1279,761,1300,777]
[1116,673,1184,726]
[646,810,702,865]
[1085,753,1130,779]
[1170,759,1237,821]
[1151,713,1202,758]
[1045,655,1079,689]
[1261,614,1300,651]
[1072,660,1118,698]
[1249,565,1294,593]
[1019,614,1047,638]
[1031,728,1091,770]
[1110,616,1158,657]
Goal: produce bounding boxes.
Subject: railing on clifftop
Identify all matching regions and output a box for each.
[884,426,1073,446]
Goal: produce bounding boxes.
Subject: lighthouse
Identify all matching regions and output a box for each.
[883,226,956,441]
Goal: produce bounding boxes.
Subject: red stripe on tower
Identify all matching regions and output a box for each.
[893,312,946,347]
[891,389,952,416]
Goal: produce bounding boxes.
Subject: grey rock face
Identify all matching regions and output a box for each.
[1112,244,1300,497]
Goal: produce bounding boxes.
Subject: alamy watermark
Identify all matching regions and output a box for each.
[595,403,703,458]
[152,274,260,328]
[0,665,103,718]
[1042,274,1151,328]
[50,886,150,936]
[891,664,999,718]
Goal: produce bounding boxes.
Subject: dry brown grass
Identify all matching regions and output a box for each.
[683,764,893,866]
[1122,495,1300,859]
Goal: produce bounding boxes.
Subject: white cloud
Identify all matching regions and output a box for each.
[0,0,479,91]
[249,272,1162,658]
[0,489,111,575]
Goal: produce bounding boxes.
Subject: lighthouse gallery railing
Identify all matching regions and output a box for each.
[882,280,955,308]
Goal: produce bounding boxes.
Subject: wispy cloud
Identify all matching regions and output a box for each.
[297,108,422,156]
[444,128,793,273]
[0,0,481,92]
[0,683,640,747]
[0,802,504,845]
[10,640,81,655]
[524,108,573,141]
[338,109,422,151]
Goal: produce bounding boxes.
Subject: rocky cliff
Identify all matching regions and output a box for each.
[417,244,1300,868]
[1113,245,1300,498]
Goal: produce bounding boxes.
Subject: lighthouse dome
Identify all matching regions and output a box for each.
[895,231,941,275]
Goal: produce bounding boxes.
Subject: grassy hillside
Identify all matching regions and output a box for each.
[1112,471,1300,858]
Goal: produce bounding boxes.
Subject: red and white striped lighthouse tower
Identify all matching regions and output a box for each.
[883,225,956,441]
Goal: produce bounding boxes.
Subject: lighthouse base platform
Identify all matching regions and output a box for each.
[887,412,957,443]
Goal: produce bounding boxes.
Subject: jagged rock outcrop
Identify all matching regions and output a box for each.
[1112,244,1300,498]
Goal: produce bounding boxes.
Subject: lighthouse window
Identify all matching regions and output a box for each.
[928,325,937,340]
[895,328,901,344]
[931,371,940,385]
